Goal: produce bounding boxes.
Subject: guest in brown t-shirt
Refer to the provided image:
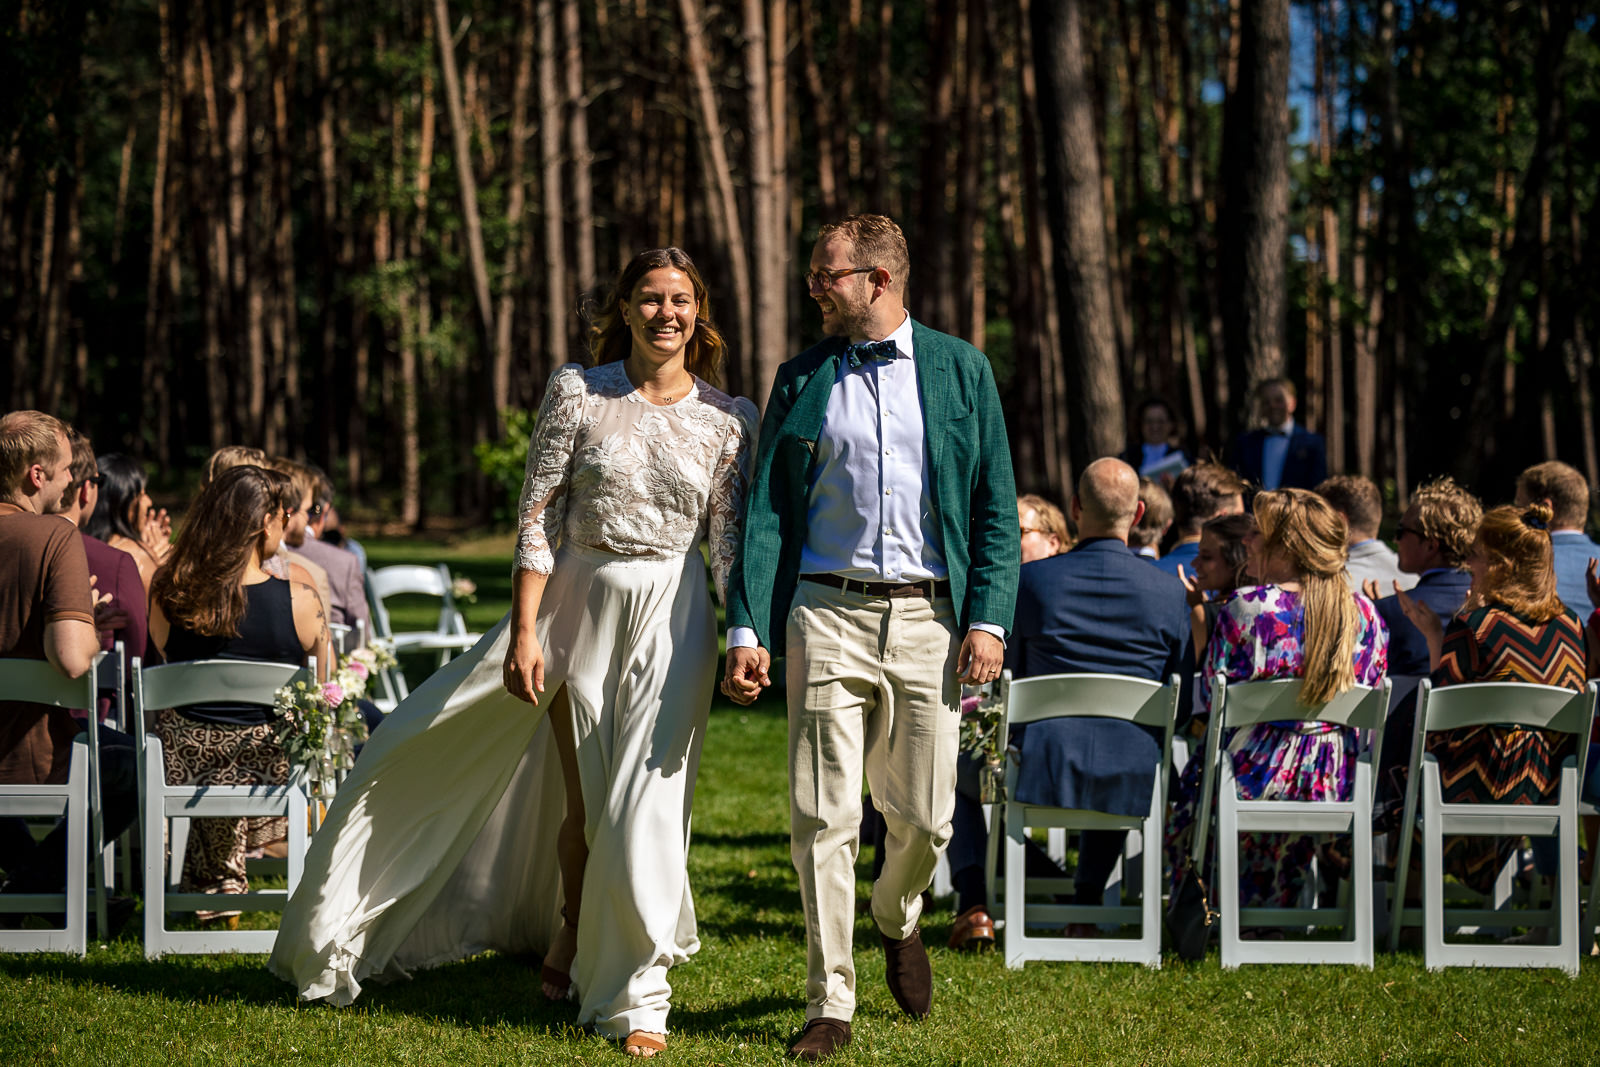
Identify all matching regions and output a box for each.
[1,410,130,900]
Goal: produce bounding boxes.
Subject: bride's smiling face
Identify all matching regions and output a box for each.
[623,268,698,367]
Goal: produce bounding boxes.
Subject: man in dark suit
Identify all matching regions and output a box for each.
[1367,477,1481,818]
[945,458,1192,948]
[724,214,1018,1061]
[1231,378,1327,490]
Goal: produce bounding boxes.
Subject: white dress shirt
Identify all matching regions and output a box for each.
[728,312,1002,650]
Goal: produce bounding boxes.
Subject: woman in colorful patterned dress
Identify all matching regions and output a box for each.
[1393,503,1587,892]
[1166,488,1388,909]
[270,248,756,1059]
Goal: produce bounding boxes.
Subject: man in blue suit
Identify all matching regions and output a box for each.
[1368,477,1481,821]
[945,459,1192,948]
[1231,378,1327,490]
[1515,461,1600,618]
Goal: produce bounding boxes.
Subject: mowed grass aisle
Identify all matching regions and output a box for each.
[4,536,1600,1064]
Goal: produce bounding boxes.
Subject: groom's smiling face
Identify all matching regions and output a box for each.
[808,237,875,340]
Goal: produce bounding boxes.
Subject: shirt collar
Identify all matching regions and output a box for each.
[0,502,25,517]
[883,310,914,359]
[1267,418,1295,436]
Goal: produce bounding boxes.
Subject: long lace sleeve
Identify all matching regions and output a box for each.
[513,364,587,575]
[706,397,758,605]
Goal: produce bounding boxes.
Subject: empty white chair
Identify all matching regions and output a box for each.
[1205,676,1390,968]
[0,653,107,953]
[987,670,1180,969]
[1388,679,1597,976]
[365,564,479,709]
[134,657,313,956]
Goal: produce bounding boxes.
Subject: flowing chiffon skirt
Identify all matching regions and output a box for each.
[269,543,715,1037]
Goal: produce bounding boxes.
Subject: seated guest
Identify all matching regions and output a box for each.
[945,459,1192,948]
[1166,488,1387,910]
[0,412,136,924]
[1317,473,1414,594]
[1122,397,1191,483]
[1230,378,1328,491]
[1018,493,1070,562]
[148,465,330,923]
[85,453,169,591]
[1177,512,1257,669]
[319,503,367,570]
[268,459,335,622]
[1514,461,1600,618]
[288,464,371,639]
[1129,478,1172,562]
[1392,503,1586,894]
[1370,477,1480,820]
[200,445,269,490]
[58,428,148,717]
[1155,460,1246,577]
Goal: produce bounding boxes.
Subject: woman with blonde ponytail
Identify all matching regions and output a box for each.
[1166,488,1388,909]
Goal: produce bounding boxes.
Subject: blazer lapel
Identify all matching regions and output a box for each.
[787,341,846,446]
[913,321,956,472]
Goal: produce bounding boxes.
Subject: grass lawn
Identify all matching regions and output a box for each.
[5,535,1600,1064]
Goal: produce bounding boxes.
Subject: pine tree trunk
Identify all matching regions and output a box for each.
[432,0,496,360]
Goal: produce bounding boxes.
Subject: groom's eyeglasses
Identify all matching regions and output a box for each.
[804,266,877,290]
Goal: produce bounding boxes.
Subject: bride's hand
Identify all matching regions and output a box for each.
[504,630,546,705]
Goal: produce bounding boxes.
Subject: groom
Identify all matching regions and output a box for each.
[725,214,1019,1061]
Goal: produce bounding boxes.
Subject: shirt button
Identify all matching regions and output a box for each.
[885,488,893,496]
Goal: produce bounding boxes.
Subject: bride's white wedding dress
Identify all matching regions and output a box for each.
[268,361,755,1039]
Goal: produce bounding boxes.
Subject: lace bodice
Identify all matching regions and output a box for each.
[514,362,757,602]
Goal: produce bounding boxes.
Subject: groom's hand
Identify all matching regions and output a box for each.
[957,629,1004,686]
[722,646,771,705]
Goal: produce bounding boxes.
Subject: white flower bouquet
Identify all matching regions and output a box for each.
[272,643,397,794]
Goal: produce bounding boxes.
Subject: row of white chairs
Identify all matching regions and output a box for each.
[984,671,1599,976]
[0,558,476,957]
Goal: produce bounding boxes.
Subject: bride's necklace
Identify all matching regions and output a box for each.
[627,361,693,405]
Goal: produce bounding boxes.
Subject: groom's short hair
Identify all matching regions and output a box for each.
[815,214,910,297]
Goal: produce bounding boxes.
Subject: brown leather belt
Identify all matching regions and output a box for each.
[803,573,950,599]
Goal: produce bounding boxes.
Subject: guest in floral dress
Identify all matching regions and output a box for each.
[1392,503,1587,892]
[1167,488,1388,909]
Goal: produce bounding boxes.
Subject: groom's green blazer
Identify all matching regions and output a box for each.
[727,320,1020,650]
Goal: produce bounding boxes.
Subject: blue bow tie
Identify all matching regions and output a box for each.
[845,339,898,368]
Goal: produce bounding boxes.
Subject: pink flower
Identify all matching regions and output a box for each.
[321,682,346,707]
[347,660,370,682]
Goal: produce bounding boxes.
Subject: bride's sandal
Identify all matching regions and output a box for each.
[540,911,578,1002]
[623,1031,666,1058]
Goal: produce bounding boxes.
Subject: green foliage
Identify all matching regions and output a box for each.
[472,408,537,526]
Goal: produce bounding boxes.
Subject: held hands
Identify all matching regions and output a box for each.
[503,629,547,705]
[722,646,771,706]
[1176,564,1207,608]
[957,629,1004,686]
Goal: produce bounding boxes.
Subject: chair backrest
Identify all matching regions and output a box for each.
[0,654,101,713]
[1215,676,1391,734]
[1417,679,1598,739]
[366,563,465,638]
[1002,671,1178,731]
[136,659,313,714]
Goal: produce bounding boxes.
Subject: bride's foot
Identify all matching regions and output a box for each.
[540,917,578,1002]
[623,1031,666,1058]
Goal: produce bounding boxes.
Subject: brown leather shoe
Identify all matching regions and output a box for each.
[880,926,932,1019]
[947,905,995,951]
[786,1018,852,1061]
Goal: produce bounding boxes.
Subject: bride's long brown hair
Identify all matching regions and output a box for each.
[585,247,728,389]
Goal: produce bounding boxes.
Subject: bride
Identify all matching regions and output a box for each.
[269,248,756,1059]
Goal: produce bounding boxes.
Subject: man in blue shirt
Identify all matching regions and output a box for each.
[1514,461,1600,618]
[1155,460,1245,577]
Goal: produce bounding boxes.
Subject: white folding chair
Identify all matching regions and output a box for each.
[0,653,107,953]
[1205,676,1390,968]
[1388,679,1597,975]
[94,641,135,896]
[134,658,313,956]
[365,564,478,709]
[987,671,1180,969]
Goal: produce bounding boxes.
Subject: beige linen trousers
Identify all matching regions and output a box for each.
[785,579,963,1023]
